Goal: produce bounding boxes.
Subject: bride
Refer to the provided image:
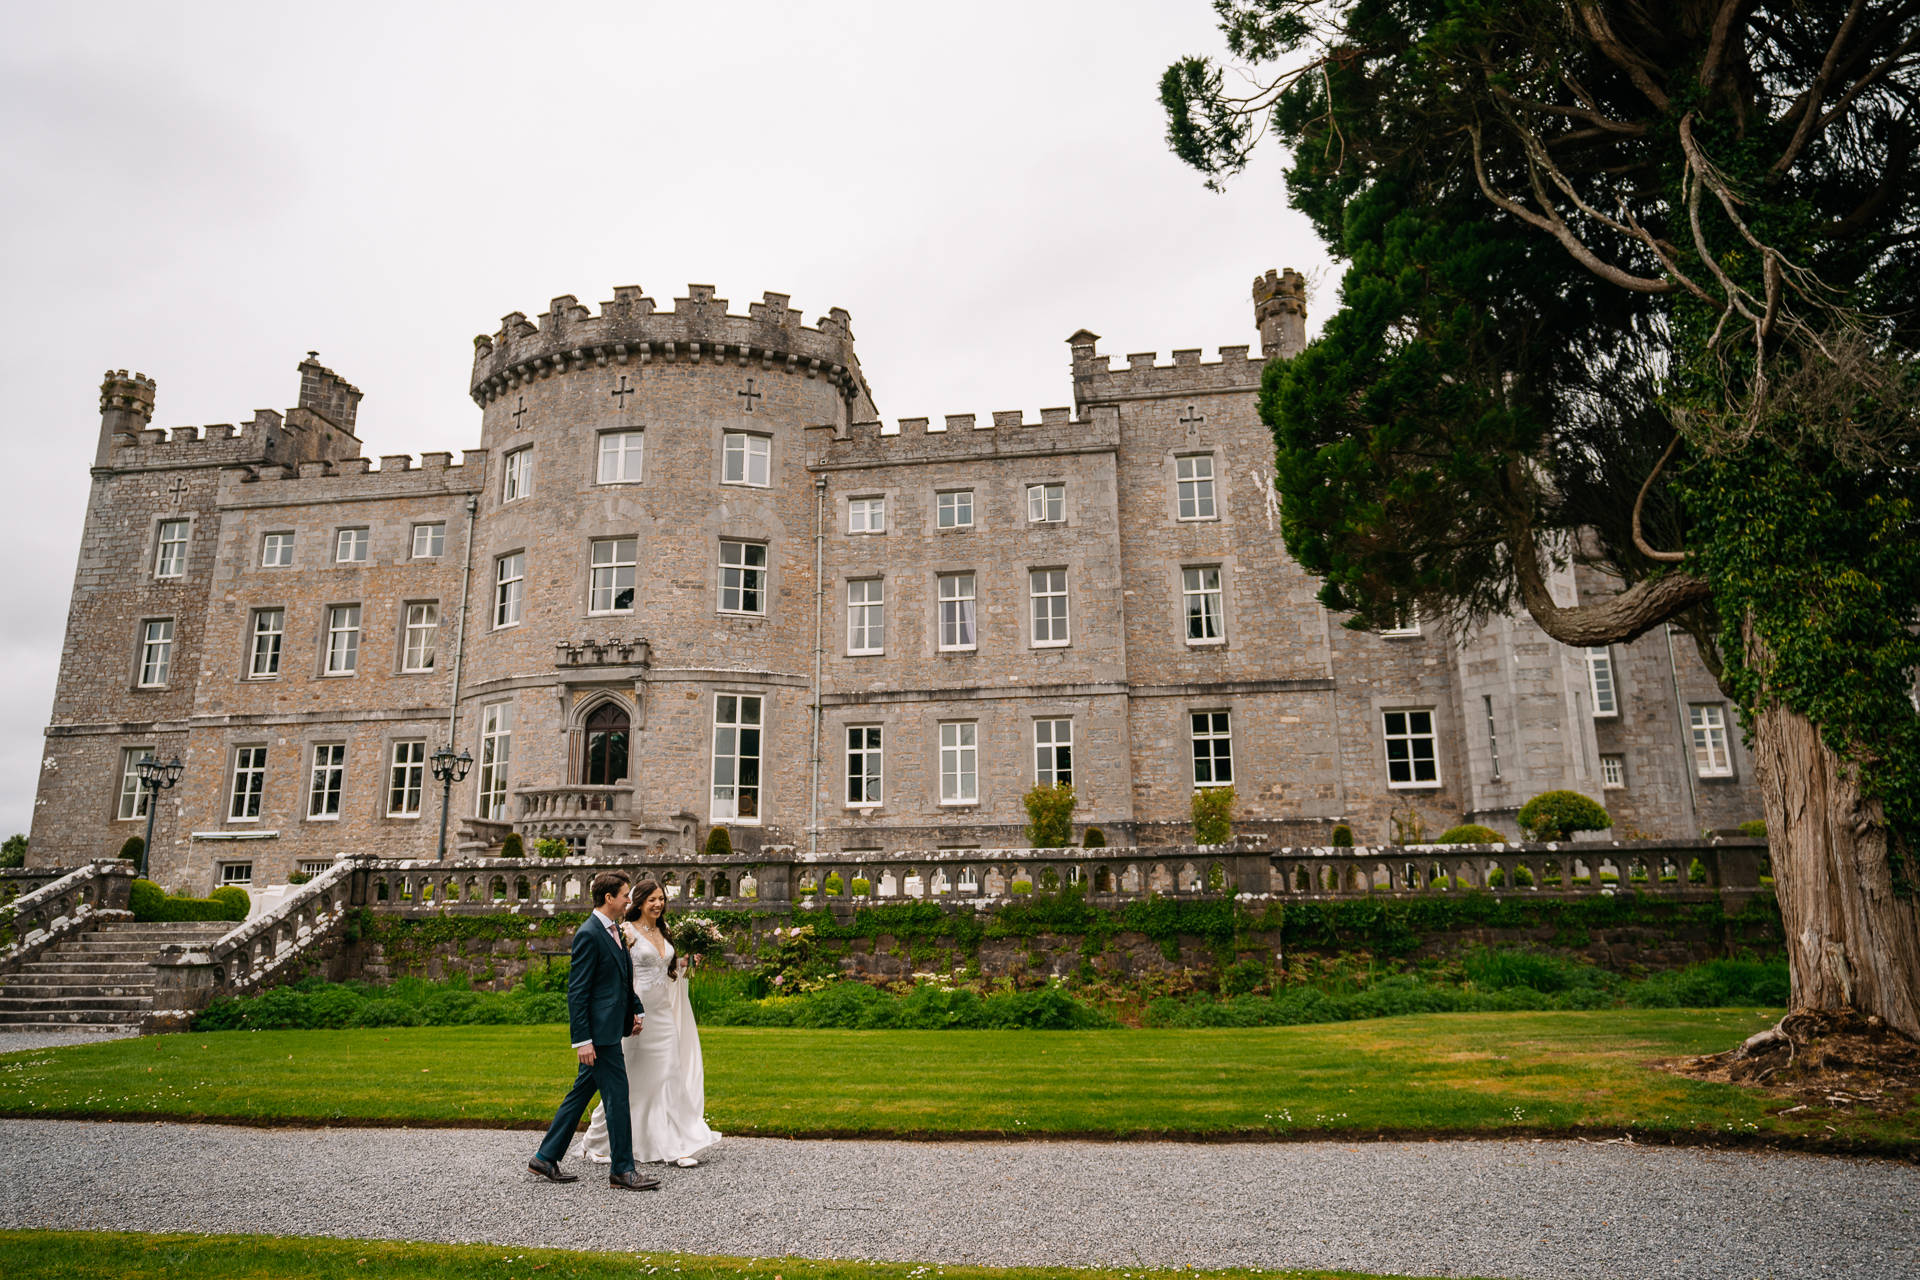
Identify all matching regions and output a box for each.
[578,877,722,1168]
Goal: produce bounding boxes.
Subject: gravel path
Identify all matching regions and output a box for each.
[0,1029,141,1054]
[1,1120,1913,1279]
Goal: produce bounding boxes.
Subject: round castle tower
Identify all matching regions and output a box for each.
[460,285,875,854]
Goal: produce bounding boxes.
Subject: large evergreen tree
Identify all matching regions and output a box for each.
[1163,1,1920,1033]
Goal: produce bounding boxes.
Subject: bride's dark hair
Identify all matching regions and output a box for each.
[624,878,678,980]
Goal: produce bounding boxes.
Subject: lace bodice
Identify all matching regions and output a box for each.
[624,926,675,993]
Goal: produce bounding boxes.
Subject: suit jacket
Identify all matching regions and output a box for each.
[567,912,644,1046]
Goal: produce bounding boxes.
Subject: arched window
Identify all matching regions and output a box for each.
[584,703,630,785]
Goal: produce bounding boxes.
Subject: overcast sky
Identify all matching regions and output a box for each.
[0,1,1332,841]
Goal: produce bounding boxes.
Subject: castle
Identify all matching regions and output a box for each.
[28,271,1759,891]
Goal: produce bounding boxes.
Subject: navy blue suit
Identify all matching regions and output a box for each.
[534,912,645,1174]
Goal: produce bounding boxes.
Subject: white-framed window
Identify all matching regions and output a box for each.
[219,862,254,886]
[1378,609,1422,638]
[1586,646,1618,716]
[1484,695,1502,780]
[308,743,346,819]
[1027,483,1064,523]
[1383,709,1440,787]
[155,520,189,578]
[411,523,445,558]
[503,447,534,502]
[402,603,439,672]
[846,725,882,806]
[298,860,333,877]
[138,619,174,687]
[117,746,156,820]
[598,430,645,484]
[1192,711,1233,787]
[1690,704,1733,777]
[1175,455,1216,520]
[722,432,770,487]
[1601,753,1626,789]
[387,740,426,816]
[589,539,637,614]
[495,553,524,628]
[249,609,284,679]
[719,541,767,614]
[938,573,977,650]
[325,605,361,675]
[1030,569,1069,646]
[262,532,295,568]
[1035,718,1072,787]
[940,721,978,803]
[335,528,369,563]
[849,497,885,533]
[937,490,973,528]
[477,702,513,820]
[847,579,884,654]
[229,746,267,820]
[1183,567,1224,643]
[711,694,762,821]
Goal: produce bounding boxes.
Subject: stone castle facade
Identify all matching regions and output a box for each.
[28,271,1761,890]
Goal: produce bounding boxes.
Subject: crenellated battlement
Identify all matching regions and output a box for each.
[809,405,1119,472]
[97,355,368,474]
[469,283,871,409]
[218,448,488,508]
[1067,331,1267,410]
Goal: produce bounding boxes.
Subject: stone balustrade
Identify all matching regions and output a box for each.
[1,866,91,905]
[0,860,136,972]
[512,784,638,858]
[147,858,358,1030]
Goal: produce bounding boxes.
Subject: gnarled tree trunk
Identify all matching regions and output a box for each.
[1748,691,1920,1040]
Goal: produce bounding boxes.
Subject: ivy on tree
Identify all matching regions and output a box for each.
[1162,1,1920,1034]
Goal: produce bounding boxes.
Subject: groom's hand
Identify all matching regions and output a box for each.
[626,1015,642,1037]
[577,1044,597,1067]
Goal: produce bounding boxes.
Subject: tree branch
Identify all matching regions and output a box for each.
[1632,432,1690,563]
[1575,3,1672,111]
[1512,521,1713,647]
[1770,0,1867,178]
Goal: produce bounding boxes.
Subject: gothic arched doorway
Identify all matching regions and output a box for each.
[584,702,630,785]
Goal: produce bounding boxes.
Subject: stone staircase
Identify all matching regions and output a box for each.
[0,920,236,1033]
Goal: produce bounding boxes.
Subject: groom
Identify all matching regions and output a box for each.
[528,870,657,1191]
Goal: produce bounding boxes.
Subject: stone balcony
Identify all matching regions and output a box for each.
[512,784,635,856]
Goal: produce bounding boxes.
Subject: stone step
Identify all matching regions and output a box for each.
[3,983,154,1000]
[0,1024,140,1037]
[16,961,155,976]
[0,995,153,1017]
[0,1008,146,1027]
[88,925,234,940]
[59,941,204,956]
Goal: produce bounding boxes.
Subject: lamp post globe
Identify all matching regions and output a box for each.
[134,755,184,881]
[432,746,474,862]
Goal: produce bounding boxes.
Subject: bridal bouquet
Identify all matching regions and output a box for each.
[669,914,726,961]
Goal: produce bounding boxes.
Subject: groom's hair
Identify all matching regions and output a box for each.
[589,870,631,907]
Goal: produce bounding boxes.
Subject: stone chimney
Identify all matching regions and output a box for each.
[297,353,363,434]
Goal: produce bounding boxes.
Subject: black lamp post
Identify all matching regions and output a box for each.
[134,755,184,879]
[431,744,474,862]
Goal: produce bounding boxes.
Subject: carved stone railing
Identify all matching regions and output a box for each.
[513,785,636,857]
[147,857,358,1030]
[0,860,137,973]
[1264,838,1766,901]
[1,866,90,905]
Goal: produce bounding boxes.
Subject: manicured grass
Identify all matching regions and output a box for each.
[3,1010,1912,1148]
[0,1230,1479,1280]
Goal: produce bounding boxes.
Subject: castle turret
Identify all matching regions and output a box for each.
[96,369,155,467]
[297,353,363,432]
[1253,267,1307,358]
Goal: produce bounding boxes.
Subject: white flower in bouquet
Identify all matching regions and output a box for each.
[669,914,726,958]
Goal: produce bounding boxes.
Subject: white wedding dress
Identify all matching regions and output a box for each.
[579,926,722,1165]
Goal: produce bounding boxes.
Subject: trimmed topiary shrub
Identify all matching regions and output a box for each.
[1010,879,1034,894]
[1192,784,1236,845]
[1330,824,1354,847]
[1738,819,1767,838]
[1486,865,1536,888]
[1023,782,1076,848]
[704,825,733,858]
[1436,823,1504,845]
[1517,790,1613,842]
[850,877,872,896]
[129,878,166,920]
[499,833,525,859]
[533,837,571,859]
[286,871,312,885]
[118,835,145,864]
[209,886,250,920]
[823,873,844,895]
[1082,826,1106,848]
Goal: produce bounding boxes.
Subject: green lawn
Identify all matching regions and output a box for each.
[0,1231,1483,1280]
[3,1010,1913,1149]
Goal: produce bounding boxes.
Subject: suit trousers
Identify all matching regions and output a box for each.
[536,1044,634,1174]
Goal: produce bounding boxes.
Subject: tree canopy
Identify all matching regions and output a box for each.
[1163,0,1920,1028]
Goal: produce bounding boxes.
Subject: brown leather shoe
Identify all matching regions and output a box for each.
[528,1157,579,1183]
[609,1170,660,1191]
